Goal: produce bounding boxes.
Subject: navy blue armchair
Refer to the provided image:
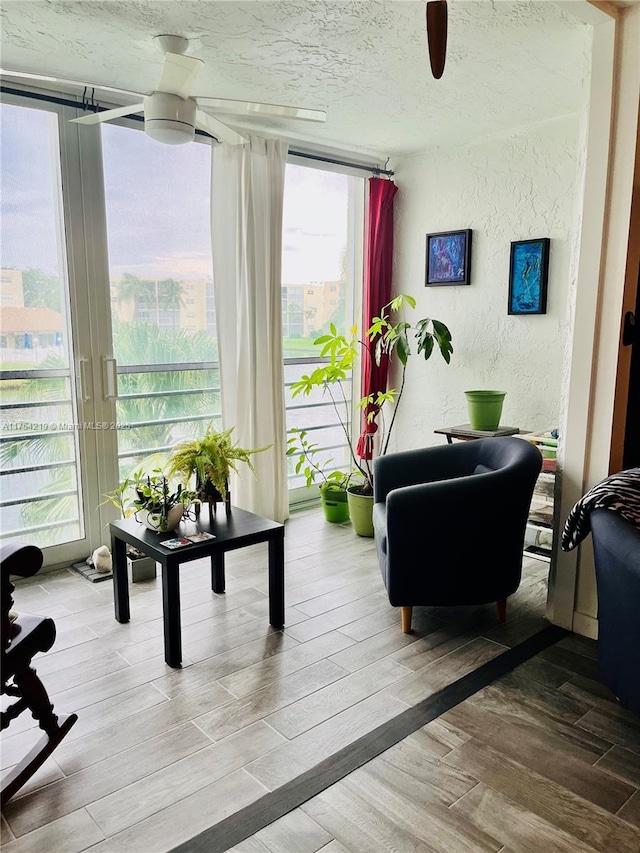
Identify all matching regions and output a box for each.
[591,508,640,715]
[373,437,542,632]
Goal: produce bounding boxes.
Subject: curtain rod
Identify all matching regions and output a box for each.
[288,149,393,177]
[1,85,394,177]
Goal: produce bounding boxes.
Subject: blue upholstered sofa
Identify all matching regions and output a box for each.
[591,508,640,715]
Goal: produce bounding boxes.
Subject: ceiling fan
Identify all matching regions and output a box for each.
[3,35,327,146]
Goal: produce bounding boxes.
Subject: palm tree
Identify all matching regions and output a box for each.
[114,320,220,474]
[117,274,185,326]
[5,322,220,544]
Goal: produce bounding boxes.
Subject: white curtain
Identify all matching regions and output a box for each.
[211,136,289,522]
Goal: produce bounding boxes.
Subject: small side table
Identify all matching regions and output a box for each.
[110,508,284,668]
[434,424,521,444]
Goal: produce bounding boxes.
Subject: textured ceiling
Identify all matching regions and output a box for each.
[0,1,591,158]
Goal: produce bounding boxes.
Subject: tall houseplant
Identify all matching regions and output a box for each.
[291,295,453,535]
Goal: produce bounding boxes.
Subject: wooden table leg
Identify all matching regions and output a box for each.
[268,532,285,629]
[161,559,182,667]
[111,533,129,623]
[211,553,225,593]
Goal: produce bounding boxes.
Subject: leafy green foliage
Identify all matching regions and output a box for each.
[167,425,268,501]
[286,428,349,493]
[100,470,198,532]
[100,477,135,518]
[22,268,61,311]
[112,320,219,474]
[116,273,185,315]
[289,294,454,493]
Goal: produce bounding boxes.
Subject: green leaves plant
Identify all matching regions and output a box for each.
[167,424,269,501]
[288,294,453,494]
[286,427,348,491]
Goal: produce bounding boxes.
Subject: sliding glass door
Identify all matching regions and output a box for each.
[0,98,112,563]
[1,88,366,562]
[100,122,220,481]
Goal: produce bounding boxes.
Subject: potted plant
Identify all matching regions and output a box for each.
[291,295,453,536]
[130,469,197,532]
[101,477,155,582]
[286,427,351,523]
[101,470,197,578]
[167,424,268,515]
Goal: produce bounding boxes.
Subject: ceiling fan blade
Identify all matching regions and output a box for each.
[0,67,142,99]
[195,97,326,124]
[195,110,247,145]
[426,0,448,80]
[158,53,203,98]
[70,103,145,125]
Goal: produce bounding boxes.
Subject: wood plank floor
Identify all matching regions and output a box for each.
[237,635,640,853]
[2,508,553,852]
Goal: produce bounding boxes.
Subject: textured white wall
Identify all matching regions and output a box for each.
[388,116,585,452]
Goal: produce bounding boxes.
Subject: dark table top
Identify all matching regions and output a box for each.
[434,424,522,439]
[110,506,284,563]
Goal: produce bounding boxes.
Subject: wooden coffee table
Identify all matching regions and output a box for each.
[110,507,284,667]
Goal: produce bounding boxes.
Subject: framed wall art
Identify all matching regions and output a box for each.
[508,238,550,315]
[425,229,472,286]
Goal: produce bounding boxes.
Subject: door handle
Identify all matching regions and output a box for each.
[77,357,91,402]
[622,311,637,347]
[102,357,118,400]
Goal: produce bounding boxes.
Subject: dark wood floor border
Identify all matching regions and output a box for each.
[171,624,568,853]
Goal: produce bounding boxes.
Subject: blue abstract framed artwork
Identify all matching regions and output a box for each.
[508,238,550,315]
[425,229,472,286]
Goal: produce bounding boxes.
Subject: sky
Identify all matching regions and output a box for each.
[1,102,355,286]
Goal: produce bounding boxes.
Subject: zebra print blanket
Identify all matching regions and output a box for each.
[561,468,640,551]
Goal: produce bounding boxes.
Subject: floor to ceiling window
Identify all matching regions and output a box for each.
[282,163,364,501]
[100,123,220,480]
[0,102,90,554]
[0,89,365,561]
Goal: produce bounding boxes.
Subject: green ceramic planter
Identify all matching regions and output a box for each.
[347,488,374,537]
[465,390,507,431]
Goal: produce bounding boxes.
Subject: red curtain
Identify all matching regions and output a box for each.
[356,177,398,461]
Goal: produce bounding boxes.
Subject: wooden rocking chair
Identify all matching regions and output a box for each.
[1,543,78,805]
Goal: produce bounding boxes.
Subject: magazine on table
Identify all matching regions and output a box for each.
[186,532,216,543]
[162,532,216,549]
[162,537,192,549]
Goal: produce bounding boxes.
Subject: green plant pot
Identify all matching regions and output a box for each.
[347,487,374,537]
[465,390,507,431]
[320,488,350,524]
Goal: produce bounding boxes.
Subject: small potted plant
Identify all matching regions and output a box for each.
[167,424,268,516]
[286,427,351,523]
[101,471,195,580]
[101,468,197,533]
[101,477,155,582]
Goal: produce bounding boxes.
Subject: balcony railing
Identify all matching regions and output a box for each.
[0,355,353,544]
[284,357,352,491]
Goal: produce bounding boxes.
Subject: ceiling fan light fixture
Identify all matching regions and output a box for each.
[143,91,196,145]
[144,119,195,145]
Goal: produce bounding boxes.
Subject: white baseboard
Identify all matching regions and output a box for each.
[572,610,598,639]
